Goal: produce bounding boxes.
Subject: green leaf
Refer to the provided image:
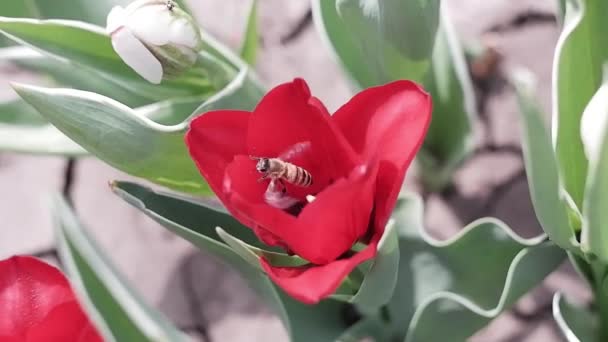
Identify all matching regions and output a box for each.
[0,95,206,155]
[417,6,476,191]
[53,195,187,342]
[314,0,439,86]
[0,47,153,107]
[20,0,127,26]
[312,0,378,88]
[216,227,308,268]
[12,83,210,194]
[192,67,265,113]
[0,17,225,99]
[351,220,399,313]
[387,192,565,341]
[553,0,608,208]
[240,0,258,66]
[553,293,598,342]
[512,70,578,251]
[335,318,388,342]
[581,75,608,262]
[111,181,348,342]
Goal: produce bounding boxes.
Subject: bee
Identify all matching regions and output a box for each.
[251,142,313,192]
[166,0,176,10]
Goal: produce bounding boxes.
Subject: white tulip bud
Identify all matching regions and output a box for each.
[580,83,608,164]
[107,0,202,84]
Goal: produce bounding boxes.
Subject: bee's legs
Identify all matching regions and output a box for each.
[257,173,270,182]
[278,179,287,194]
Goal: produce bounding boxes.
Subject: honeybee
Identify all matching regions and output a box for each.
[251,142,313,192]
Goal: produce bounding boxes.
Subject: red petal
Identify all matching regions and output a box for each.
[0,256,75,337]
[260,242,378,304]
[186,110,253,226]
[231,164,377,264]
[332,80,432,230]
[247,78,359,199]
[26,302,103,342]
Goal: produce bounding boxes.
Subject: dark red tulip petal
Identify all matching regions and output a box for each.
[247,78,360,200]
[26,302,103,342]
[332,80,432,230]
[0,256,74,337]
[260,242,378,304]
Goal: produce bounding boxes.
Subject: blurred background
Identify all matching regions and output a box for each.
[0,0,589,341]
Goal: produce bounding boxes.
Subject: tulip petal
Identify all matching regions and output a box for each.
[111,28,163,84]
[232,164,377,264]
[127,4,174,46]
[106,6,127,34]
[0,256,74,337]
[247,78,360,199]
[260,242,378,304]
[186,111,252,224]
[26,302,102,342]
[332,80,432,229]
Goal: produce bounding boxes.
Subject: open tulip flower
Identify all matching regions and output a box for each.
[186,78,432,303]
[0,256,102,342]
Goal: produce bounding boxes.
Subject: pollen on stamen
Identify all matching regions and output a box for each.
[306,195,316,203]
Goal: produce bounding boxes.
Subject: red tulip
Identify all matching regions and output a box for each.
[0,256,103,342]
[186,79,431,303]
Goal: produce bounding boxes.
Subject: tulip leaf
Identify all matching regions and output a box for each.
[0,47,153,107]
[312,0,378,88]
[0,94,206,156]
[240,0,258,66]
[512,71,578,251]
[335,318,389,342]
[12,83,210,194]
[0,17,227,99]
[313,0,438,87]
[216,227,309,268]
[111,181,349,342]
[553,293,598,342]
[553,0,608,208]
[350,220,400,314]
[580,73,608,263]
[191,67,265,113]
[387,192,565,341]
[53,195,187,342]
[417,6,476,191]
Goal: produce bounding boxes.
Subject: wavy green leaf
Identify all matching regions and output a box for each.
[387,192,565,341]
[12,66,261,183]
[54,195,187,342]
[111,181,348,342]
[0,95,205,156]
[553,293,598,342]
[512,70,578,251]
[552,0,608,208]
[12,83,209,193]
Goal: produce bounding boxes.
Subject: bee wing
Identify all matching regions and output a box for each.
[278,141,312,162]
